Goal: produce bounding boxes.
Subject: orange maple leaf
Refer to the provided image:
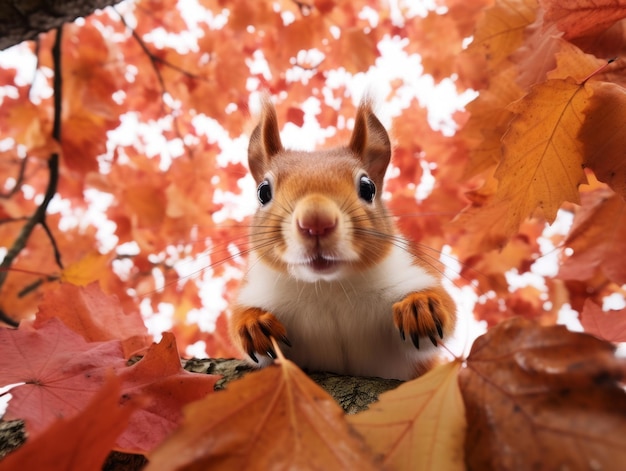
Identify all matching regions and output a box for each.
[498,77,588,222]
[467,0,538,72]
[456,77,590,250]
[348,360,466,471]
[146,349,378,470]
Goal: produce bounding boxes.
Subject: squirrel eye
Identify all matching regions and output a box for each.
[257,180,272,205]
[358,175,376,203]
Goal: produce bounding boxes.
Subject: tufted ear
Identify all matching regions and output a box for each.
[348,99,391,184]
[248,96,284,183]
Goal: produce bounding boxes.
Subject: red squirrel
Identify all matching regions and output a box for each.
[229,97,457,381]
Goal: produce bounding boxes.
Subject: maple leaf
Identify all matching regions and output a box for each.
[347,360,466,471]
[459,66,523,179]
[558,188,626,285]
[145,354,378,470]
[467,0,538,72]
[0,99,48,152]
[115,332,218,453]
[548,38,607,81]
[579,80,626,199]
[0,375,139,471]
[59,251,112,286]
[286,106,305,127]
[580,299,626,343]
[227,0,276,32]
[542,0,626,39]
[122,182,167,230]
[330,27,379,74]
[0,317,127,438]
[456,77,590,250]
[498,78,588,225]
[460,317,626,470]
[34,282,152,359]
[461,232,538,295]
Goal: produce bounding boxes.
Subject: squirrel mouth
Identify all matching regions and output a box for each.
[308,255,339,271]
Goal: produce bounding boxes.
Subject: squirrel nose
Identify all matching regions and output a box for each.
[297,213,337,237]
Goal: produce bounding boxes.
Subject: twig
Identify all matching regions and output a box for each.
[0,157,27,199]
[117,8,208,82]
[115,7,205,159]
[18,274,59,298]
[0,26,64,324]
[41,219,63,268]
[0,217,29,225]
[0,157,28,199]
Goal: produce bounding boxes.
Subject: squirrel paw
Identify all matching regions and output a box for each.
[231,307,291,363]
[392,289,452,349]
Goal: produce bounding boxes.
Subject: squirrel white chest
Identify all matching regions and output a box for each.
[237,243,439,380]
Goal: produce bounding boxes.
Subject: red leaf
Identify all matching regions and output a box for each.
[0,375,138,471]
[558,188,626,285]
[35,282,152,358]
[34,283,152,358]
[542,0,626,39]
[286,106,305,127]
[0,318,127,438]
[580,299,626,343]
[115,332,218,453]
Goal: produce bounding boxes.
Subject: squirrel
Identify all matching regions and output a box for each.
[229,97,457,381]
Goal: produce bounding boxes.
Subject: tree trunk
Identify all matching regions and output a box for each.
[0,0,123,50]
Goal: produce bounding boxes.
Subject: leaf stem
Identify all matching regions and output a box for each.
[580,57,618,84]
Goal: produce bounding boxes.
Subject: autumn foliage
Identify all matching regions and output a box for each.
[2,0,626,469]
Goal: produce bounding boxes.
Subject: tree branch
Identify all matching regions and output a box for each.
[0,0,124,50]
[0,26,64,324]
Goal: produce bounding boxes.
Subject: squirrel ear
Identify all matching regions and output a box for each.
[348,100,391,184]
[248,96,283,182]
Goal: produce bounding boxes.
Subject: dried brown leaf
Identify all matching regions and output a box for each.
[460,317,626,470]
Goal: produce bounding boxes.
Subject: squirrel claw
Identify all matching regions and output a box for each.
[248,350,259,363]
[392,289,454,350]
[232,307,288,364]
[435,319,444,339]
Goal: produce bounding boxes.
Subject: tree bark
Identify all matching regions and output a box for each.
[0,0,124,50]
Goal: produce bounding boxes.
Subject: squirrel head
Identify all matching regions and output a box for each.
[246,97,395,282]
